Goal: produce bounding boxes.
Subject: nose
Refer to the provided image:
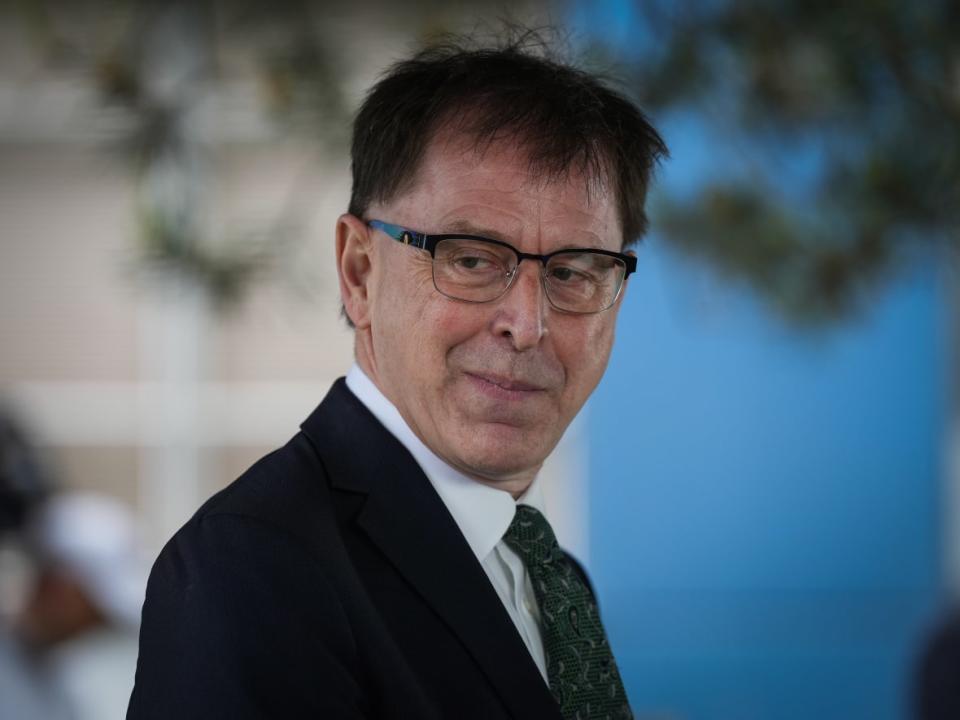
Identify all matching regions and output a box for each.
[490,260,547,350]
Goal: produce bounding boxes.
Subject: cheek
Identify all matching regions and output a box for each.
[373,263,436,344]
[557,318,616,395]
[418,299,488,358]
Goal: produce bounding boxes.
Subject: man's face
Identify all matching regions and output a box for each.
[351,131,627,492]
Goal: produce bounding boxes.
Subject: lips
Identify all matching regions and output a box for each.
[465,372,546,393]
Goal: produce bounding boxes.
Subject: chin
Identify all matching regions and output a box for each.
[453,425,554,480]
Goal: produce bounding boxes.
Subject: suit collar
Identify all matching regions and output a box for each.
[301,379,561,719]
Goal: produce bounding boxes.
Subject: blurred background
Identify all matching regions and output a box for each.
[0,1,956,719]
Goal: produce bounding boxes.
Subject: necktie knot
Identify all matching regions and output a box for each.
[503,504,562,567]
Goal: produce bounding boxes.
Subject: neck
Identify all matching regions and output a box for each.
[353,342,540,500]
[458,466,537,500]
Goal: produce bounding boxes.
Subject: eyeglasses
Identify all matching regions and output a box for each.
[367,219,635,314]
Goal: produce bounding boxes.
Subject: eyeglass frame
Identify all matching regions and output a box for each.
[366,219,637,314]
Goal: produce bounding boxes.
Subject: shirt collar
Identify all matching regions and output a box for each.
[345,363,547,563]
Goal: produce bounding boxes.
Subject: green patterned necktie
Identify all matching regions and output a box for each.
[504,505,633,720]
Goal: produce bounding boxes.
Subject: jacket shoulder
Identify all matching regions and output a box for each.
[187,430,335,551]
[129,431,370,718]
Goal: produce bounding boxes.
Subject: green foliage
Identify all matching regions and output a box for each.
[606,0,960,323]
[20,0,952,322]
[137,207,281,312]
[12,0,358,309]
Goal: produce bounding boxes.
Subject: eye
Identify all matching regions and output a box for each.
[441,242,510,274]
[548,264,591,284]
[454,254,495,271]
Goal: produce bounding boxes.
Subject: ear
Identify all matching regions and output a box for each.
[336,213,375,329]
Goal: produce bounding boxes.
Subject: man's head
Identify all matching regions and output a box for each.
[337,35,667,496]
[347,35,667,248]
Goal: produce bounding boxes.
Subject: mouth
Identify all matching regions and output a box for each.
[464,371,547,396]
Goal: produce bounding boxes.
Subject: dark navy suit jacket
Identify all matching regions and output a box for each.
[128,378,567,719]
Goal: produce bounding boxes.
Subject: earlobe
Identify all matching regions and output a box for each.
[336,214,374,329]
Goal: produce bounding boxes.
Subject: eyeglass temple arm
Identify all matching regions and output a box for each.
[367,220,428,250]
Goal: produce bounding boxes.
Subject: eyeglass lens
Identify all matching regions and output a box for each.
[432,238,625,313]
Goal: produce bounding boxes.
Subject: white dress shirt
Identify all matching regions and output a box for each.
[345,364,548,681]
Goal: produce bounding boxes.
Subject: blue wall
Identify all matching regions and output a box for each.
[568,4,948,714]
[588,241,945,719]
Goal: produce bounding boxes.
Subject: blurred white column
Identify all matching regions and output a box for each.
[135,2,214,554]
[138,277,211,554]
[540,413,591,565]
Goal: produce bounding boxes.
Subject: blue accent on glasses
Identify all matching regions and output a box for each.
[367,219,635,314]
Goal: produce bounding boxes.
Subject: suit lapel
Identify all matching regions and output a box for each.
[302,379,561,719]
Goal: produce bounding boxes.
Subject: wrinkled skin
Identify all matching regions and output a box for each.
[337,132,629,497]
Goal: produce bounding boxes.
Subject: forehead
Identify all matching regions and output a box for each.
[388,129,622,249]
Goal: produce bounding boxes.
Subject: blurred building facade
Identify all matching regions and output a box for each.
[0,0,588,561]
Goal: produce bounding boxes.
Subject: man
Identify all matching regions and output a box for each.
[129,35,667,720]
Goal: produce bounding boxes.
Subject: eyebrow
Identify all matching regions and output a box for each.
[440,219,513,244]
